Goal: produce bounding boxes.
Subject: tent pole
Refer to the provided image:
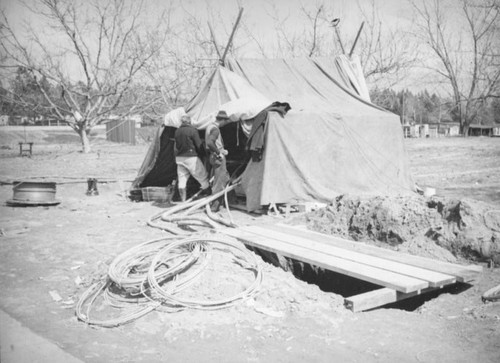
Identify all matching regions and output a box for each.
[220,7,244,65]
[208,21,223,62]
[349,22,365,57]
[334,27,346,55]
[330,19,346,55]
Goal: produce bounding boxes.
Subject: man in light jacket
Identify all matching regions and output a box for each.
[205,111,231,211]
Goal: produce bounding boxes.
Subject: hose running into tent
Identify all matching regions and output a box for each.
[147,177,241,233]
[76,176,254,327]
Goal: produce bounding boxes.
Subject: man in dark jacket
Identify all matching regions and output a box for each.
[174,115,210,202]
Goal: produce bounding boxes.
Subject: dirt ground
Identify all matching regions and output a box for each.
[0,129,499,362]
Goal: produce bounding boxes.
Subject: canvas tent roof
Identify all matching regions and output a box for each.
[223,57,414,209]
[183,66,271,129]
[133,56,415,210]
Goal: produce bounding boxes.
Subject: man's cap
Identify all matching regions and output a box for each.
[215,110,229,120]
[180,114,191,124]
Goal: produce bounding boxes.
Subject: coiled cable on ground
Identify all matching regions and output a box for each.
[75,235,262,327]
[147,237,262,310]
[75,279,160,328]
[107,236,204,292]
[76,176,258,327]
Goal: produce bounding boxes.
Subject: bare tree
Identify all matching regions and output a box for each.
[1,0,171,152]
[355,0,418,86]
[142,4,245,113]
[254,3,333,58]
[155,4,220,103]
[410,0,500,133]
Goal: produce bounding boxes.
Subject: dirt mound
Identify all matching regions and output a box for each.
[300,194,500,265]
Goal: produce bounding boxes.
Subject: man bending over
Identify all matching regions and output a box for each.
[174,115,211,202]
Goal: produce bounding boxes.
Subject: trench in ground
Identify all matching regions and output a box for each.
[253,250,472,312]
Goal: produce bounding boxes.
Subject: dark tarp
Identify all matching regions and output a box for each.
[132,126,177,188]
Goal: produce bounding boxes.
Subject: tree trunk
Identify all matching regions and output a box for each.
[78,128,92,153]
[459,122,470,137]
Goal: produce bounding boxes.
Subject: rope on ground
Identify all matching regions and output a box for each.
[223,185,236,225]
[76,177,255,327]
[147,237,262,310]
[0,176,134,185]
[75,234,262,327]
[75,279,160,328]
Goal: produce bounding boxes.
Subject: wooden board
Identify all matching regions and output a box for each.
[223,228,429,293]
[268,224,482,282]
[220,223,483,311]
[344,287,439,312]
[243,225,456,288]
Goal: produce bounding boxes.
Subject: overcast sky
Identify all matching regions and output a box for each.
[1,0,458,94]
[3,0,413,31]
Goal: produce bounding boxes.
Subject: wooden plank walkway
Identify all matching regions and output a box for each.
[221,223,483,311]
[267,224,482,282]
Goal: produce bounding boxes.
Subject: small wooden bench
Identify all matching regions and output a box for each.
[19,142,34,157]
[222,223,482,312]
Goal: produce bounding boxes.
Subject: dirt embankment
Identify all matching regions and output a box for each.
[300,194,500,265]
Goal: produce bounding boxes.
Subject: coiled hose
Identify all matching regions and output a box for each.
[76,235,262,327]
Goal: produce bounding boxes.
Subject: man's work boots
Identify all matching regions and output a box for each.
[210,198,222,213]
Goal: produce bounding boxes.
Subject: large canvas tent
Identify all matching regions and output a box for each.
[133,56,415,211]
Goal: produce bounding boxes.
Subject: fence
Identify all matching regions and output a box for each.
[106,119,136,145]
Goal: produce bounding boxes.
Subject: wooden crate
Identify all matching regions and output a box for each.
[141,186,173,203]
